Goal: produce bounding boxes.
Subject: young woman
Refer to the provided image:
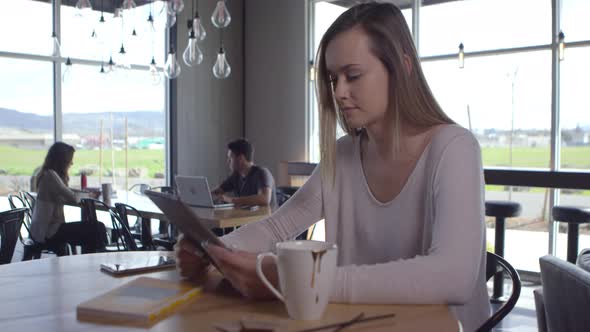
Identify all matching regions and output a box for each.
[176,3,489,330]
[30,142,106,255]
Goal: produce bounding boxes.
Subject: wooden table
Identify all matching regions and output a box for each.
[87,190,271,230]
[0,252,460,332]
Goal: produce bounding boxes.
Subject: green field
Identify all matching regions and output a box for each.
[0,145,589,179]
[0,145,165,178]
[481,146,590,169]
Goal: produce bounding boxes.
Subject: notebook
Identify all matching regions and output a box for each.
[175,175,234,209]
[77,277,202,325]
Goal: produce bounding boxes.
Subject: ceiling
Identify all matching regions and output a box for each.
[329,0,460,10]
[34,0,153,14]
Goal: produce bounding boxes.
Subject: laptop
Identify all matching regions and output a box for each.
[175,175,234,209]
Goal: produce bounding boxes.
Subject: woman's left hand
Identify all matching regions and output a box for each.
[205,244,279,300]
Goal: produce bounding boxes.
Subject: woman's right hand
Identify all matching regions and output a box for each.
[174,234,210,280]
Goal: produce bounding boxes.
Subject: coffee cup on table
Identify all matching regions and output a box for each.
[101,183,112,205]
[256,240,338,320]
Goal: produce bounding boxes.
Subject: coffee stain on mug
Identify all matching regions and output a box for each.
[310,249,328,288]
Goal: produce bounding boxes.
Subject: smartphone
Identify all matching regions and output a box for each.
[100,255,176,276]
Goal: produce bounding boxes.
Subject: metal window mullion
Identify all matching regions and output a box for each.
[305,0,319,161]
[53,0,62,142]
[548,0,562,256]
[412,0,421,53]
[305,0,314,162]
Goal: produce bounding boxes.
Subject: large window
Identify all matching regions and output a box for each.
[0,1,168,196]
[310,0,590,272]
[0,58,53,194]
[420,0,551,56]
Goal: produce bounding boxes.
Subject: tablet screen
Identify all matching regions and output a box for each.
[144,190,227,255]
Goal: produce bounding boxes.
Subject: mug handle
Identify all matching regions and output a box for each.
[256,252,284,302]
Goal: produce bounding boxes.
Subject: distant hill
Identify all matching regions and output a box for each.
[0,108,164,136]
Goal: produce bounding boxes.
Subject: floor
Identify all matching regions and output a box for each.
[490,279,540,332]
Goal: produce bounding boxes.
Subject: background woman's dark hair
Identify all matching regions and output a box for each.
[38,142,75,186]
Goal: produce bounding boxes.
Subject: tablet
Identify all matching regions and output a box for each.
[144,190,227,263]
[100,255,176,276]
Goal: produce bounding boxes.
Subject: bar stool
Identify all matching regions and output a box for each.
[552,206,590,264]
[485,200,522,302]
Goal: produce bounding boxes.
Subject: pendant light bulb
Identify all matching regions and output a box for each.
[558,31,565,61]
[107,56,116,73]
[458,43,465,69]
[62,57,73,83]
[183,31,203,67]
[211,0,231,28]
[193,13,206,41]
[213,47,231,79]
[117,44,131,69]
[51,32,61,57]
[164,48,181,79]
[168,0,185,14]
[149,57,162,85]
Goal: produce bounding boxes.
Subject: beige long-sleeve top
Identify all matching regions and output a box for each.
[223,125,490,331]
[30,170,79,242]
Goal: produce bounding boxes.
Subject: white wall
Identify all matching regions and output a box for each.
[244,0,309,178]
[174,0,244,184]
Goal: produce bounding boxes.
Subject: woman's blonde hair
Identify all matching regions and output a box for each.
[315,2,454,185]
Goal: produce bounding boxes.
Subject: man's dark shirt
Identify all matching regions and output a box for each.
[219,165,277,210]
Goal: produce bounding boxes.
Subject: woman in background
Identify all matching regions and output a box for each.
[31,142,106,255]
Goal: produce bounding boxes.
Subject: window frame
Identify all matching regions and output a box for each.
[0,0,172,186]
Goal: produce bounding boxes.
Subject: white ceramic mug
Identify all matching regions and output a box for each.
[256,240,338,320]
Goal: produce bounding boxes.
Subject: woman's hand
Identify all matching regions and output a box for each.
[174,234,210,280]
[205,244,279,300]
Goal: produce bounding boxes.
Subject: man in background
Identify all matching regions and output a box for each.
[212,138,278,210]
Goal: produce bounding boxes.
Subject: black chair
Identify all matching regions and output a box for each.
[0,208,28,264]
[477,252,522,332]
[485,200,521,301]
[151,186,175,194]
[276,186,313,240]
[128,183,151,194]
[81,198,136,251]
[276,186,299,207]
[552,206,590,263]
[21,191,36,211]
[152,230,176,251]
[7,194,67,260]
[7,194,32,241]
[115,203,153,250]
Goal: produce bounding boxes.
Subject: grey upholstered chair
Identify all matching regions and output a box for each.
[535,253,590,332]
